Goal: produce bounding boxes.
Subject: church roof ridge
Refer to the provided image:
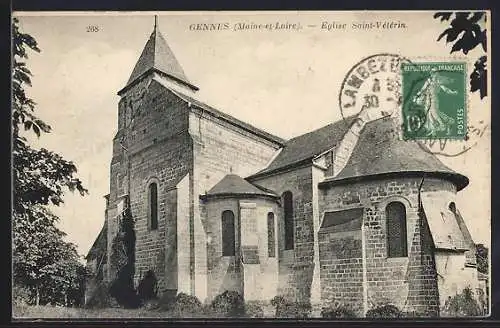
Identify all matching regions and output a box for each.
[152,76,286,146]
[249,115,469,191]
[119,16,198,94]
[248,115,358,179]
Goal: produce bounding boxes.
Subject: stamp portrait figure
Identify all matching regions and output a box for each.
[411,67,458,136]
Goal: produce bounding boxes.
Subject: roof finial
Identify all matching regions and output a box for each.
[154,15,159,29]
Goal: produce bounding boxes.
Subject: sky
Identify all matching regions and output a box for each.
[14,11,491,256]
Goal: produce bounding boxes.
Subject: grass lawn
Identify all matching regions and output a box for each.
[13,305,203,319]
[12,304,280,319]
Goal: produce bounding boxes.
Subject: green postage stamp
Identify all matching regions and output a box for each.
[401,62,467,140]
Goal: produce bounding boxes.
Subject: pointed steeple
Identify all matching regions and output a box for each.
[119,16,198,95]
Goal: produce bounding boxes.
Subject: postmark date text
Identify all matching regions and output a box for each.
[86,25,100,32]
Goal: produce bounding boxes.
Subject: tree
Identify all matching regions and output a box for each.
[12,205,90,306]
[434,12,487,99]
[12,17,88,306]
[13,16,86,214]
[475,243,488,275]
[108,205,140,308]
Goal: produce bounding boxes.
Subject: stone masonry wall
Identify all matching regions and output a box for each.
[109,78,193,293]
[107,77,153,279]
[190,109,281,300]
[204,198,242,300]
[254,200,281,301]
[318,229,363,313]
[204,197,280,302]
[190,109,281,195]
[248,165,314,302]
[319,176,455,315]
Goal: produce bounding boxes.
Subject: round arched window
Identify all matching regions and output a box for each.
[386,201,407,258]
[222,210,235,256]
[148,182,158,230]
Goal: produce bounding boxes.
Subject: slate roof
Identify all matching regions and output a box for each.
[86,223,107,261]
[323,117,469,191]
[249,116,357,178]
[158,77,286,146]
[320,208,364,233]
[119,19,285,146]
[120,19,198,94]
[203,174,278,198]
[421,194,468,251]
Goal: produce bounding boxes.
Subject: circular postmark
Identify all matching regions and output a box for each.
[337,53,487,158]
[415,120,489,157]
[339,53,411,125]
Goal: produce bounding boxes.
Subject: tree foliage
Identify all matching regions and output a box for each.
[12,17,88,306]
[12,17,87,214]
[441,287,483,317]
[108,205,139,308]
[13,207,91,306]
[475,243,488,274]
[365,304,403,318]
[434,12,487,99]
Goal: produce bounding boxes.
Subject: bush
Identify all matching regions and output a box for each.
[210,290,245,317]
[245,301,264,318]
[441,287,483,317]
[365,304,402,319]
[84,281,114,309]
[271,296,311,318]
[321,303,358,319]
[169,293,203,317]
[270,295,286,308]
[476,288,489,315]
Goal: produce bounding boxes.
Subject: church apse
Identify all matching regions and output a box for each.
[200,174,281,301]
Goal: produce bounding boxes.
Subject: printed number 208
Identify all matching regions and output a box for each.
[87,25,99,32]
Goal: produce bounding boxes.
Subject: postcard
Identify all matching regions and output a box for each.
[12,10,491,319]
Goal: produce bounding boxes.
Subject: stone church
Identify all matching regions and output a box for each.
[86,20,486,315]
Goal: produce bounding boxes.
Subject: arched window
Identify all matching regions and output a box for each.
[283,191,294,250]
[148,182,158,230]
[386,202,407,258]
[222,210,235,256]
[267,212,276,257]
